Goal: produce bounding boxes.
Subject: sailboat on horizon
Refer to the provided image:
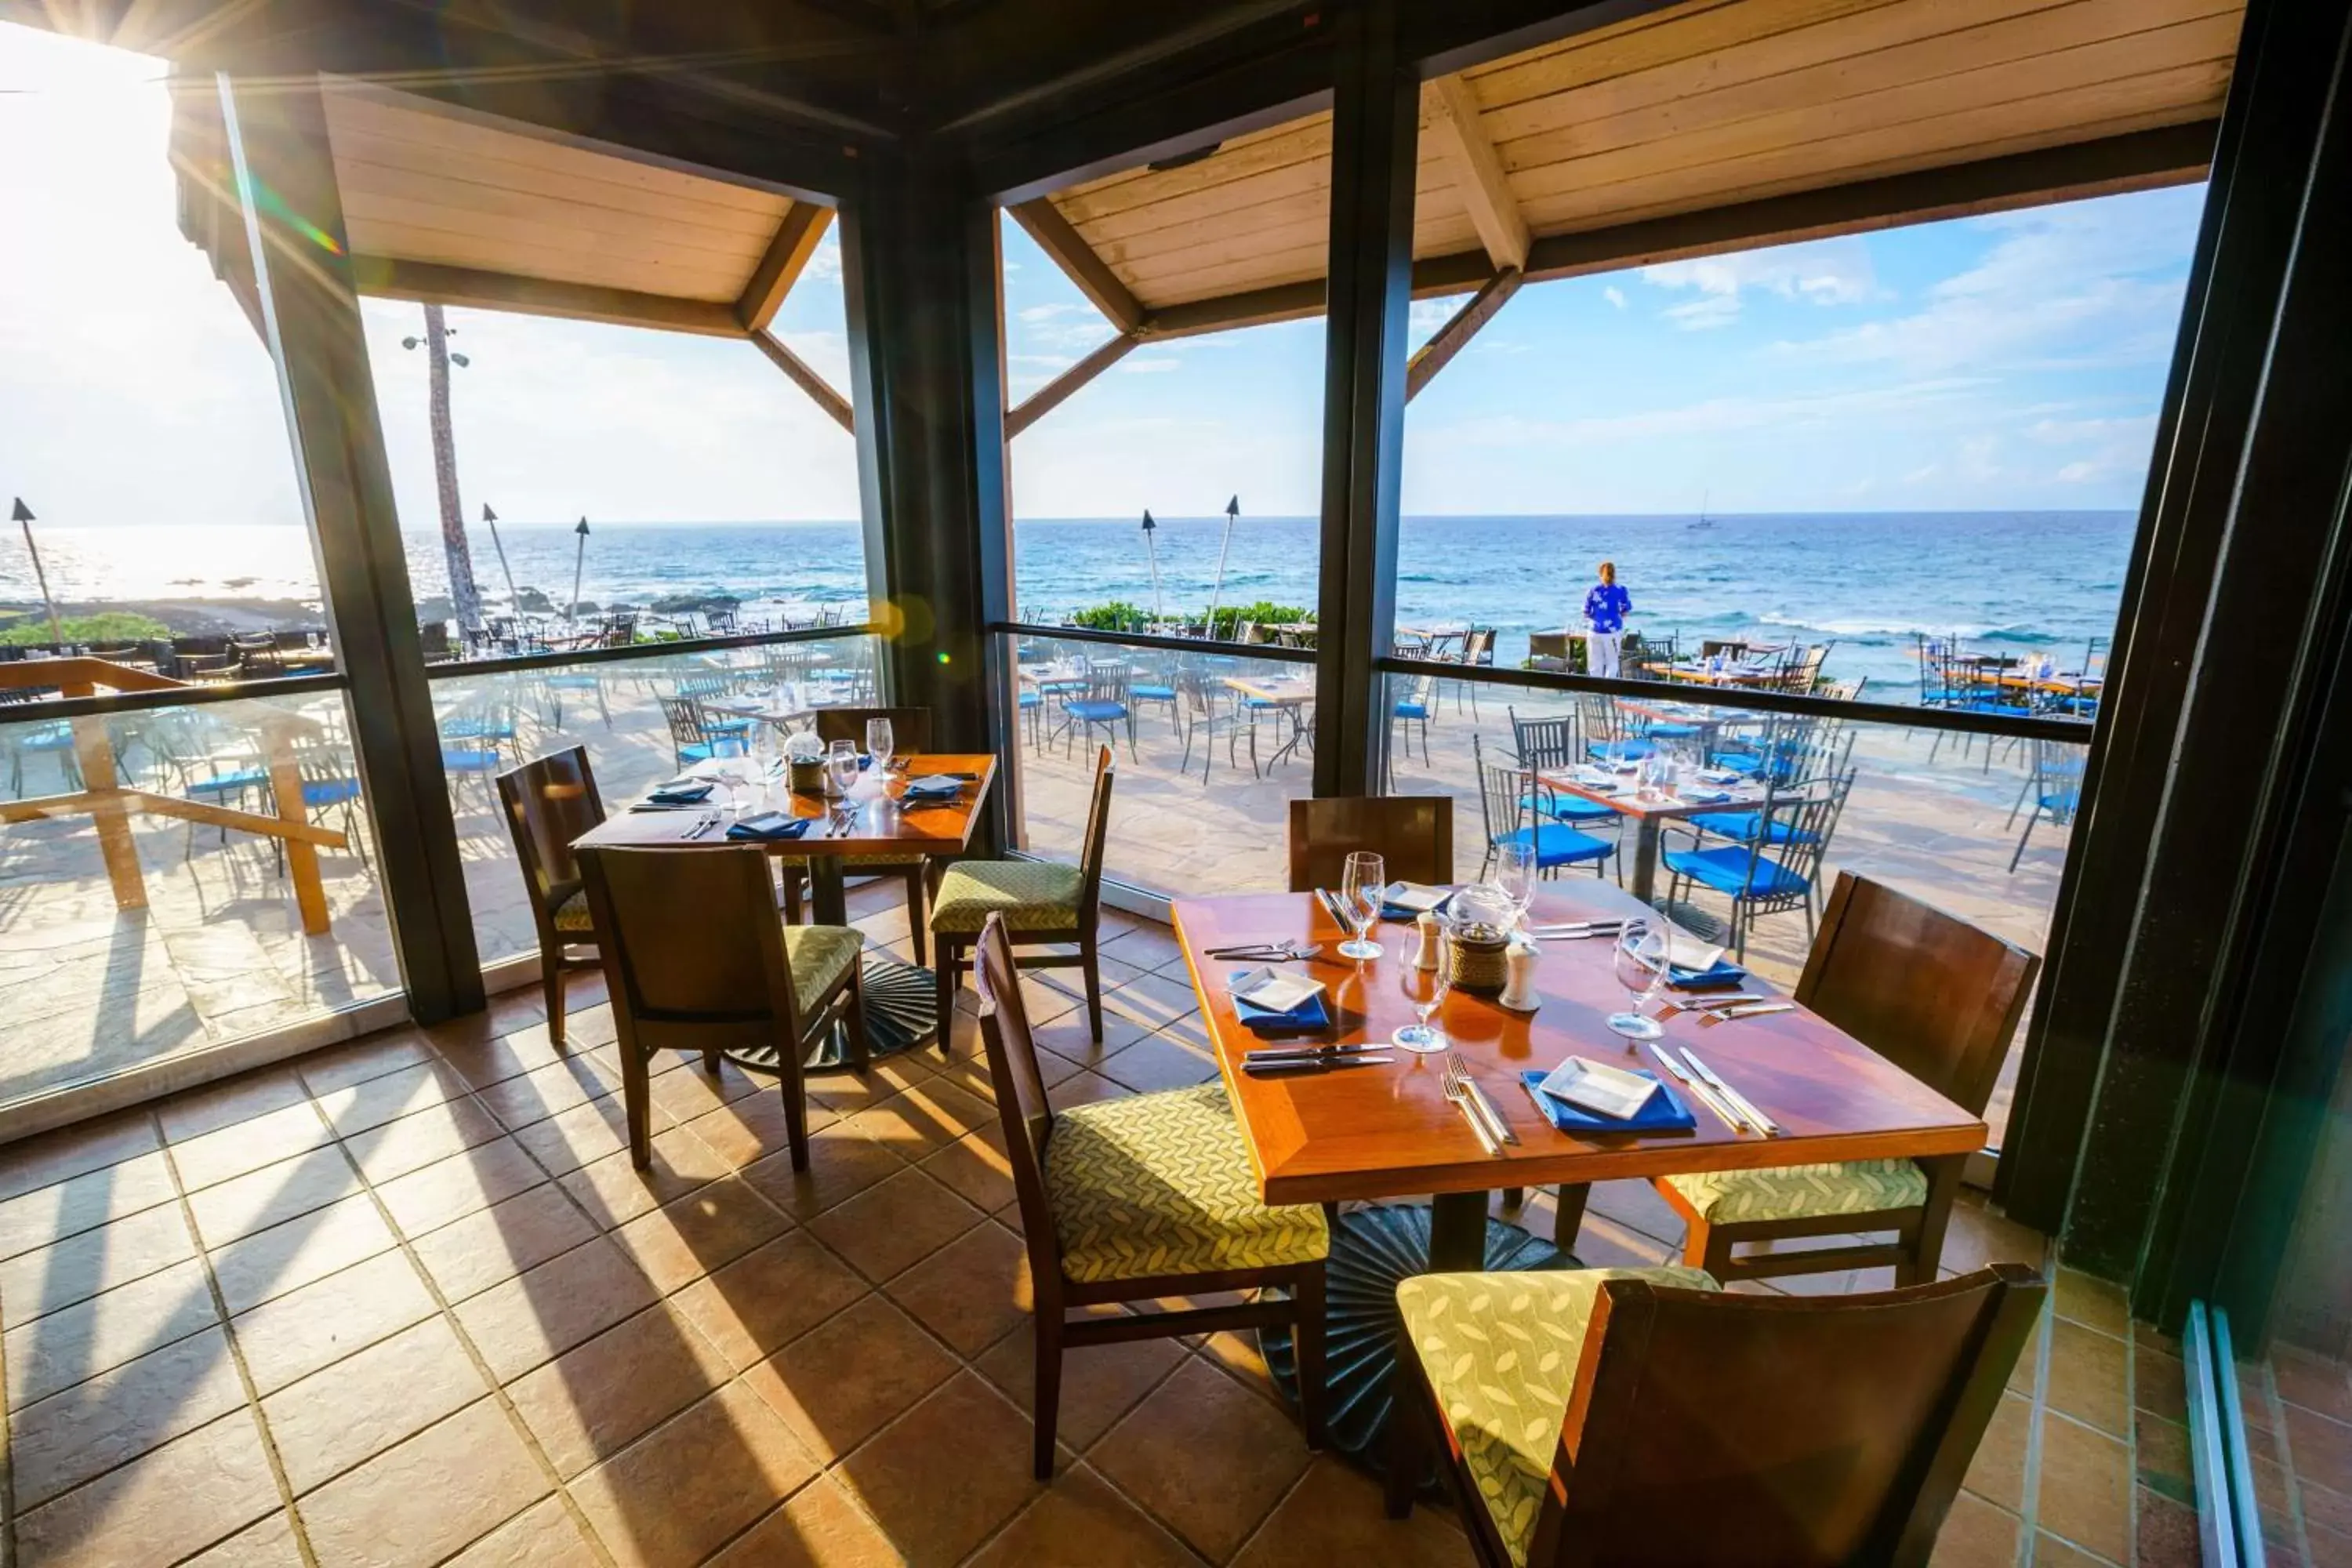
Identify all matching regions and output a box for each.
[1690,489,1715,530]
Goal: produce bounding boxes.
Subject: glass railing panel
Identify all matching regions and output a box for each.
[1004,632,1316,897]
[0,689,392,1110]
[1381,673,2083,1145]
[424,634,879,966]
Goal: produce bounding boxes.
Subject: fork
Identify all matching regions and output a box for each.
[1697,1001,1796,1027]
[1442,1054,1505,1156]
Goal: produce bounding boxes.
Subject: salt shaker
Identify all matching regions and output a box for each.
[1497,937,1541,1011]
[1412,911,1441,971]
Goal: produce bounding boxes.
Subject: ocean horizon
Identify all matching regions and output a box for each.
[3,510,2135,700]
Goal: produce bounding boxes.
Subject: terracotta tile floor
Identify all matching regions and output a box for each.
[0,884,2288,1567]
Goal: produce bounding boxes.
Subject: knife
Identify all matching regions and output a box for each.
[1314,887,1350,929]
[1243,1042,1384,1064]
[1680,1049,1781,1135]
[1697,1000,1797,1026]
[1243,1054,1392,1076]
[1461,1076,1519,1146]
[1642,1042,1749,1134]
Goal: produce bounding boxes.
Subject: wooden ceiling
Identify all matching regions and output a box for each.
[318,83,832,339]
[1038,0,2242,314]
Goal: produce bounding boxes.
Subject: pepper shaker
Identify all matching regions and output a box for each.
[1498,937,1541,1011]
[1412,911,1441,971]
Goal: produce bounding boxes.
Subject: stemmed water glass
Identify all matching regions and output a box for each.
[1394,922,1451,1054]
[1493,840,1537,933]
[1607,918,1668,1041]
[1338,851,1386,961]
[825,738,861,797]
[866,717,895,775]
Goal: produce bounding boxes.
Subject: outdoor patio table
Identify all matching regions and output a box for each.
[570,753,996,1065]
[1641,660,1780,688]
[1537,768,1766,903]
[1171,884,1984,1464]
[1219,673,1315,771]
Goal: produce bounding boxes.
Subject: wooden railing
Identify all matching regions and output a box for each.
[0,659,350,935]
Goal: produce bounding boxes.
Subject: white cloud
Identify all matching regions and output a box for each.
[1443,377,1991,447]
[1639,237,1877,329]
[1602,285,1627,310]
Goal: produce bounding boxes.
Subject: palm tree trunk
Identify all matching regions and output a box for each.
[423,303,482,634]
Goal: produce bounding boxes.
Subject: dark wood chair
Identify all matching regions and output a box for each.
[971,912,1328,1479]
[1558,871,2042,1284]
[576,844,867,1170]
[779,707,936,960]
[1386,1263,2047,1568]
[932,746,1114,1042]
[1286,796,1453,891]
[495,748,608,1047]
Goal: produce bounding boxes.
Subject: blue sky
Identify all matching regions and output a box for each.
[1001,184,2207,517]
[2,20,2205,537]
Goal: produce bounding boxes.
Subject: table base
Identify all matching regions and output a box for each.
[723,953,939,1074]
[1258,1203,1573,1479]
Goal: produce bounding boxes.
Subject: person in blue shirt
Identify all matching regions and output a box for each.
[1582,561,1633,678]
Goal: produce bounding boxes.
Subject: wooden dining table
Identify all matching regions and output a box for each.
[569,753,996,1065]
[1171,880,1984,1459]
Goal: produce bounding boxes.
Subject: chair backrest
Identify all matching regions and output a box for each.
[1797,872,2041,1118]
[495,747,607,924]
[656,694,710,750]
[1083,662,1131,702]
[1522,1265,2047,1568]
[1472,734,1528,848]
[1817,676,1866,702]
[1575,692,1626,744]
[971,913,1068,1290]
[1287,797,1452,891]
[1076,745,1116,916]
[1510,706,1579,771]
[575,844,812,1076]
[813,706,933,755]
[1460,628,1497,666]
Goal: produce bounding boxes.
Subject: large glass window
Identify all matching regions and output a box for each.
[362,227,866,663]
[0,26,396,1113]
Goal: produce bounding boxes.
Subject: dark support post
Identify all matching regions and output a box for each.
[840,155,1016,848]
[220,74,485,1020]
[1995,0,2352,1294]
[1312,0,1416,800]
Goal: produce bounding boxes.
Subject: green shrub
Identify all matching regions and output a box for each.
[1066,601,1153,631]
[0,611,172,648]
[1206,601,1309,639]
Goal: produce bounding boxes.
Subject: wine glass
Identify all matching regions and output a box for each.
[866,716,895,775]
[710,731,749,819]
[1393,923,1451,1054]
[1493,840,1537,933]
[1607,919,1668,1041]
[1338,851,1386,961]
[825,738,861,797]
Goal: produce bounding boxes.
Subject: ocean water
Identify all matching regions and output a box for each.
[2,512,2136,702]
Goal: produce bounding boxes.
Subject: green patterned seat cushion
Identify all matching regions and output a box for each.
[550,886,593,934]
[785,925,862,1004]
[1044,1083,1327,1284]
[931,860,1083,934]
[1663,1159,1929,1225]
[1397,1266,1719,1566]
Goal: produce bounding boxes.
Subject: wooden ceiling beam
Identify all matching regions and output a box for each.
[1406,268,1523,401]
[750,328,856,433]
[1008,198,1147,334]
[1425,73,1530,272]
[736,203,835,332]
[348,257,745,336]
[1006,331,1140,437]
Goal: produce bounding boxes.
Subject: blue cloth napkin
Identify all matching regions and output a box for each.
[647,781,713,805]
[1381,891,1454,922]
[1228,971,1330,1036]
[901,777,963,802]
[725,811,811,841]
[1519,1069,1697,1134]
[1666,957,1748,990]
[1679,789,1733,804]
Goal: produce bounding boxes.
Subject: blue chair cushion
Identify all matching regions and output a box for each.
[1499,825,1613,869]
[675,742,713,764]
[1642,722,1702,740]
[442,717,516,741]
[441,748,502,771]
[1687,809,1813,846]
[1018,691,1041,709]
[20,726,74,751]
[545,673,600,690]
[1663,845,1810,900]
[1067,701,1128,721]
[1131,684,1175,701]
[1394,701,1430,720]
[1960,699,2033,719]
[1585,739,1655,761]
[703,717,754,735]
[187,769,270,796]
[302,779,362,808]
